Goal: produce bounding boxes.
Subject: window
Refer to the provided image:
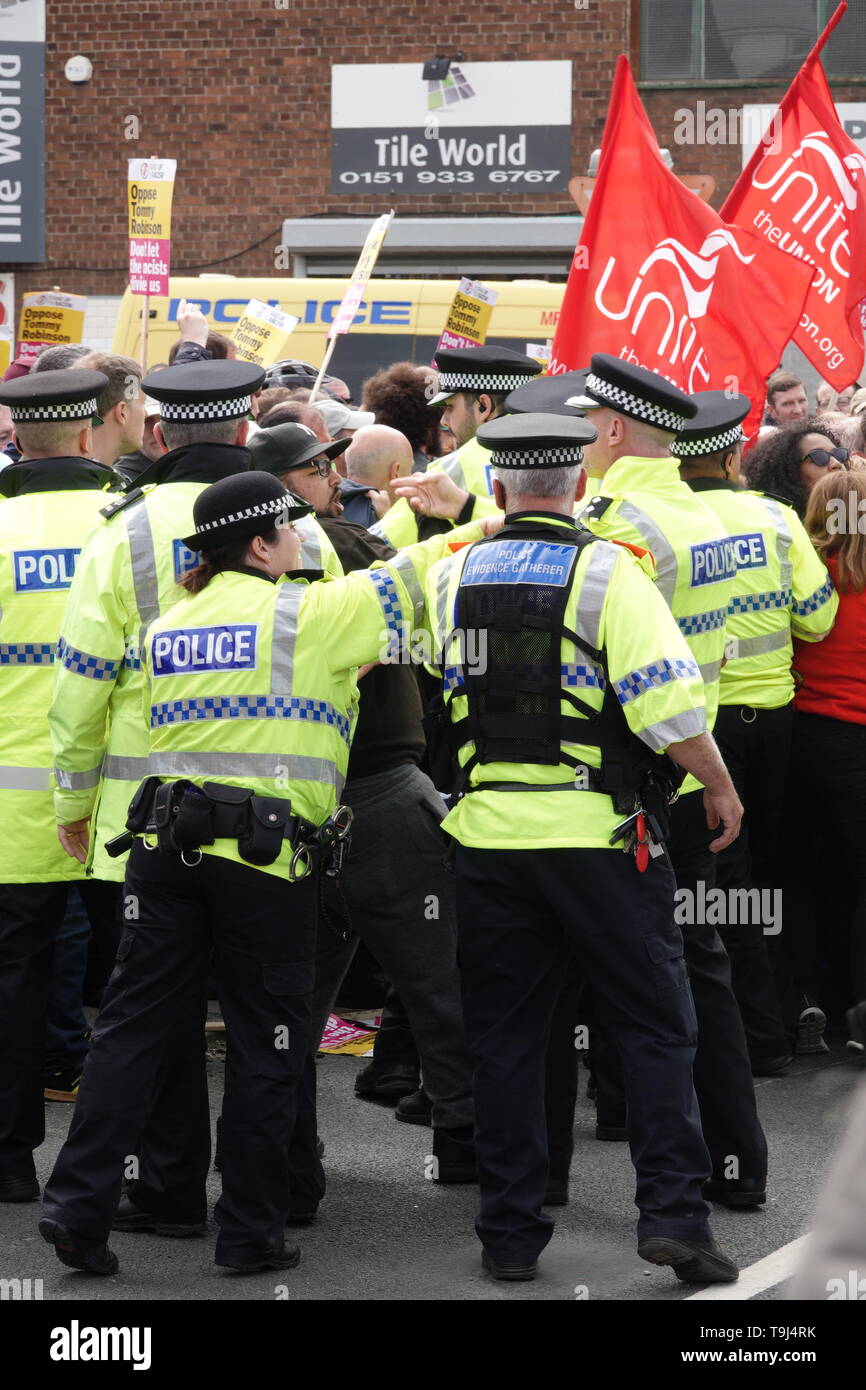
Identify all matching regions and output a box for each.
[641,0,866,82]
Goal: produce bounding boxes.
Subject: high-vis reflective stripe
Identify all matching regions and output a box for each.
[271,583,303,695]
[678,607,727,636]
[123,646,142,670]
[561,661,606,689]
[296,518,322,571]
[640,708,706,752]
[370,570,405,646]
[53,764,102,790]
[0,765,51,791]
[0,642,55,665]
[434,558,452,654]
[728,588,793,615]
[793,574,835,616]
[56,638,120,681]
[614,500,678,606]
[103,755,150,780]
[125,503,160,647]
[762,498,794,593]
[385,552,425,626]
[149,693,353,743]
[699,658,722,685]
[438,450,467,491]
[148,750,345,792]
[575,541,619,649]
[614,657,701,705]
[724,629,790,660]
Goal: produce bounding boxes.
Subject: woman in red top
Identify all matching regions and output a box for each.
[786,468,866,1055]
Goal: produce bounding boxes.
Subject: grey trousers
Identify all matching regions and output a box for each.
[312,761,474,1130]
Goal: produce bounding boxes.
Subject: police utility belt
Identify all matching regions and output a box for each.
[106,776,353,881]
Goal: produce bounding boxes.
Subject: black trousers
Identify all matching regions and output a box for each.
[0,877,120,1181]
[455,845,711,1264]
[43,844,317,1263]
[712,703,790,1059]
[782,710,866,1010]
[588,790,768,1184]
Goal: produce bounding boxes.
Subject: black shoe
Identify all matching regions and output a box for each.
[481,1248,538,1282]
[797,996,829,1054]
[395,1087,433,1126]
[750,1054,792,1077]
[596,1123,629,1142]
[432,1127,478,1184]
[846,1001,866,1055]
[543,1184,569,1206]
[111,1194,206,1236]
[703,1178,766,1209]
[0,1174,39,1202]
[355,1062,420,1102]
[43,1069,83,1103]
[638,1235,739,1284]
[39,1219,119,1276]
[217,1242,301,1274]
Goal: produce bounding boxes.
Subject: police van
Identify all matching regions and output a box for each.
[111,276,565,398]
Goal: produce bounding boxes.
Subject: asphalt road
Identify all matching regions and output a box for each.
[2,1037,862,1305]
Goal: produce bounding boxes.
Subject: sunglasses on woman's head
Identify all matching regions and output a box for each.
[800,446,849,468]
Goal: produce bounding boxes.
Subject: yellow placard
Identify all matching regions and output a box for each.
[17,291,87,363]
[232,299,300,368]
[437,276,499,352]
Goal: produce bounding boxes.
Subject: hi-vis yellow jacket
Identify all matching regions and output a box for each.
[425,512,707,850]
[0,458,114,882]
[141,519,489,879]
[50,454,341,881]
[685,480,837,708]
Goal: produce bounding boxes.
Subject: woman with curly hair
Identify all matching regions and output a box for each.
[781,468,866,1056]
[743,418,849,516]
[361,362,441,472]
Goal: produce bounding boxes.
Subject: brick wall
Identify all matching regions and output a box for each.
[8,0,631,303]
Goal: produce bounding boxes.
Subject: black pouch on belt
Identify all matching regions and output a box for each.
[152,780,185,855]
[238,795,292,867]
[171,786,216,851]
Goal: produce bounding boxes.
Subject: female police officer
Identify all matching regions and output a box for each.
[40,469,497,1276]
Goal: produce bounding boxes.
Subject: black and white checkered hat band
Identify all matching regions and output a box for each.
[10,397,97,423]
[672,424,745,458]
[192,495,290,538]
[585,373,688,433]
[159,395,252,422]
[490,446,584,469]
[439,371,535,394]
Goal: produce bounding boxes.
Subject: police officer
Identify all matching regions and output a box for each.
[425,412,742,1284]
[572,356,768,1210]
[674,392,838,1067]
[40,470,498,1275]
[371,345,540,548]
[0,370,120,1202]
[504,368,605,502]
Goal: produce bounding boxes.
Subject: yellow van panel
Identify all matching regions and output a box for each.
[112,277,565,372]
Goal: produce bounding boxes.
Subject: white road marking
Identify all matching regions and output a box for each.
[685,1235,810,1301]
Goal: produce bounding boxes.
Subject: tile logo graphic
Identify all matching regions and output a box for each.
[427,65,475,113]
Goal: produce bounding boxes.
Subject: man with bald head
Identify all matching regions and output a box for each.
[339,424,413,528]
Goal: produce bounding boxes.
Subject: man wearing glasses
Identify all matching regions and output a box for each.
[249,421,348,518]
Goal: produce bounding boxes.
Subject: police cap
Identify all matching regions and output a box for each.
[181,470,313,550]
[0,368,108,425]
[143,360,266,423]
[248,422,349,476]
[671,391,751,459]
[429,345,541,407]
[505,369,590,416]
[567,353,697,433]
[476,412,598,470]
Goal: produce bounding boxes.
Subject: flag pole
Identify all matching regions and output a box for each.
[806,1,847,64]
[309,339,338,405]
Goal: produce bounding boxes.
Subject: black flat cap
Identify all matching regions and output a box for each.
[247,422,350,475]
[566,353,697,433]
[143,361,266,423]
[505,369,590,416]
[671,391,751,459]
[429,345,541,406]
[0,368,108,425]
[181,470,313,550]
[476,412,598,469]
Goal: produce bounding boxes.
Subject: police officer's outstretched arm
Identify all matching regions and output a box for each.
[50,527,131,857]
[601,547,743,852]
[308,515,501,674]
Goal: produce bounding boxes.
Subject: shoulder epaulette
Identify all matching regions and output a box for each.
[583,494,615,521]
[748,488,796,511]
[99,485,149,520]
